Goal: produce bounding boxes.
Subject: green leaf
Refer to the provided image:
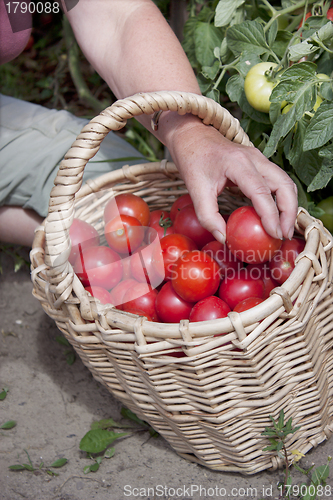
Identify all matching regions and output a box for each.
[49,458,68,468]
[104,447,115,458]
[235,51,262,78]
[201,60,220,81]
[55,336,70,347]
[264,110,297,157]
[65,351,76,366]
[278,409,285,429]
[267,20,278,48]
[194,22,223,67]
[206,88,220,102]
[9,464,27,471]
[79,429,128,454]
[311,463,330,484]
[22,463,35,471]
[1,420,16,430]
[83,462,100,474]
[121,407,149,427]
[226,20,270,57]
[91,418,131,430]
[307,159,333,192]
[288,173,308,209]
[272,30,293,59]
[0,387,9,400]
[278,61,317,82]
[214,0,245,28]
[320,81,333,101]
[307,202,325,218]
[319,143,333,159]
[303,102,333,150]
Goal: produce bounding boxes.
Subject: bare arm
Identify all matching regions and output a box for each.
[63,0,298,241]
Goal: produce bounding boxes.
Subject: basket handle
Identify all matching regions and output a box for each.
[44,91,251,274]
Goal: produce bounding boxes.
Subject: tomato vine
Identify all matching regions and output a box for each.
[182,0,333,218]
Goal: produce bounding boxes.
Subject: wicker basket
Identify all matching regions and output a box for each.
[30,91,333,474]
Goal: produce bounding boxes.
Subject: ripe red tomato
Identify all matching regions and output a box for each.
[218,269,264,310]
[104,193,150,227]
[155,281,194,323]
[130,242,164,289]
[246,262,279,299]
[202,240,243,279]
[153,233,197,281]
[174,205,215,248]
[171,250,221,302]
[233,296,264,313]
[269,237,305,285]
[104,214,144,255]
[109,278,139,309]
[189,296,231,322]
[226,206,282,264]
[74,245,123,289]
[122,283,159,321]
[147,210,174,242]
[85,286,112,305]
[169,193,193,222]
[69,218,100,265]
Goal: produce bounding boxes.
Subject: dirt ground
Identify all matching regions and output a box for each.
[1,249,332,500]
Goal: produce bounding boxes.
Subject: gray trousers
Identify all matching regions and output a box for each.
[0,95,145,217]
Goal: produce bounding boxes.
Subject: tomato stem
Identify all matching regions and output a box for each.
[263,0,317,33]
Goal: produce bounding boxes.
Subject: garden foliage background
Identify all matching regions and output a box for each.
[1,0,333,226]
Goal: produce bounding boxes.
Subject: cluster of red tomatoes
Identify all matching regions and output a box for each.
[69,193,305,324]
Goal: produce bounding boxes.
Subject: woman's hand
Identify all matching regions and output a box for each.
[159,113,298,243]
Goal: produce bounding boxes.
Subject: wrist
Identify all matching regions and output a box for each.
[154,110,205,151]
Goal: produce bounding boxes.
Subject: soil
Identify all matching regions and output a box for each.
[0,249,332,500]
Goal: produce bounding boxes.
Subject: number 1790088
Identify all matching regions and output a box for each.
[5,2,60,14]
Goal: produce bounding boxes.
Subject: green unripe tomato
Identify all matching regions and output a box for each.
[244,62,278,113]
[317,196,333,234]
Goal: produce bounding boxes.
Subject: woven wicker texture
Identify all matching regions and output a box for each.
[30,91,333,474]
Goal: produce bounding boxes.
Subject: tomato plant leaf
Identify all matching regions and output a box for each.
[267,20,278,48]
[303,102,333,150]
[264,110,297,157]
[214,0,245,28]
[319,80,333,101]
[194,22,223,67]
[226,20,270,57]
[278,61,317,82]
[235,51,261,77]
[307,159,333,192]
[271,30,293,59]
[79,429,128,454]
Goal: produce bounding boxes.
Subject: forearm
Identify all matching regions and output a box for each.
[62,0,202,145]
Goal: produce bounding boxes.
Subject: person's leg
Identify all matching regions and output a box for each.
[0,95,146,246]
[0,206,43,246]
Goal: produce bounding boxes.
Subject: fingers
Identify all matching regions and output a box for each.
[192,195,227,244]
[224,147,298,240]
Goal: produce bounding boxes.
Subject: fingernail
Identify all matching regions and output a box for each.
[287,227,294,240]
[213,230,226,244]
[276,226,283,240]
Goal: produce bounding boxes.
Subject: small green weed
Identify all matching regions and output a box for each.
[9,449,68,476]
[80,407,158,474]
[261,410,331,499]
